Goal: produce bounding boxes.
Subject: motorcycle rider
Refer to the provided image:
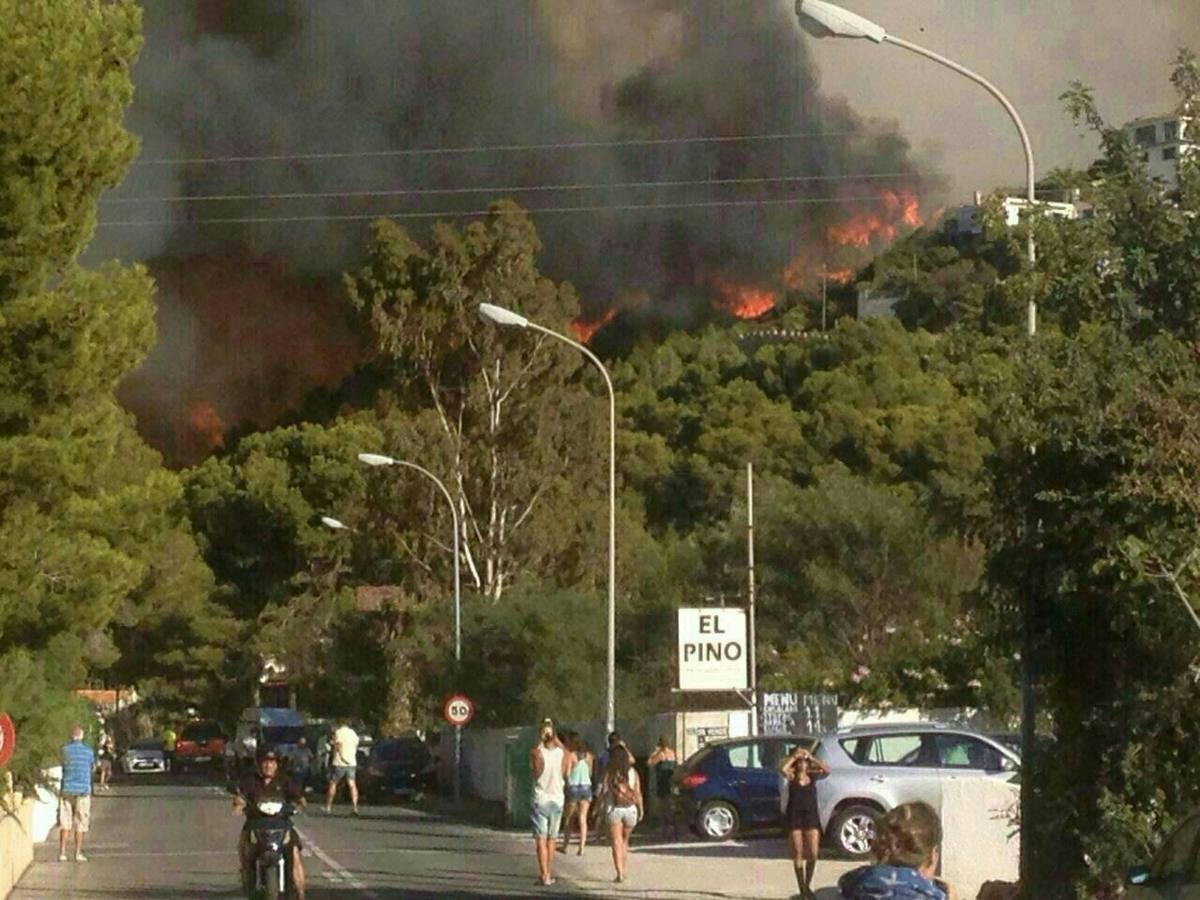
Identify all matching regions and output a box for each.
[233,746,306,899]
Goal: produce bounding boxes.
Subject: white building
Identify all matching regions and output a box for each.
[1123,114,1196,190]
[944,191,1089,240]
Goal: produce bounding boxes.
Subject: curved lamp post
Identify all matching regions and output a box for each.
[477,302,618,735]
[356,453,464,799]
[795,0,1038,336]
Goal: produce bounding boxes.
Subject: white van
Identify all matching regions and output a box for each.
[232,707,306,772]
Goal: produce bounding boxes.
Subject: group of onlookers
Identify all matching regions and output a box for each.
[529,721,679,887]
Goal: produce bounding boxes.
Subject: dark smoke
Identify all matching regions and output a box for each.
[101,1,930,465]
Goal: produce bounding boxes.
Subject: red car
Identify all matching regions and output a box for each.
[173,721,227,772]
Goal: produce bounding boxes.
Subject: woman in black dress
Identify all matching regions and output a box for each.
[780,745,831,900]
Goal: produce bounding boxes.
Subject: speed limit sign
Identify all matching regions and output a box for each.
[443,695,475,727]
[0,713,15,768]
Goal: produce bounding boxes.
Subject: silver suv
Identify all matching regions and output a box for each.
[813,723,1020,858]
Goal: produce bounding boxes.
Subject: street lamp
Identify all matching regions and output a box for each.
[356,452,464,799]
[795,0,1038,337]
[477,302,618,734]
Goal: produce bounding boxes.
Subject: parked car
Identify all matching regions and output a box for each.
[673,735,816,841]
[121,739,168,775]
[232,707,306,774]
[816,724,1020,859]
[172,721,227,772]
[1125,808,1200,898]
[359,736,434,802]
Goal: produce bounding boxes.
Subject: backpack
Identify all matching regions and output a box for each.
[612,771,638,807]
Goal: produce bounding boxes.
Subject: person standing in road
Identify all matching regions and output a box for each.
[58,725,95,862]
[598,744,643,884]
[324,719,360,815]
[589,731,623,842]
[646,736,678,839]
[780,744,831,900]
[161,723,177,773]
[96,728,115,791]
[529,718,568,887]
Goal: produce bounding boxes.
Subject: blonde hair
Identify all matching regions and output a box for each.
[871,802,942,868]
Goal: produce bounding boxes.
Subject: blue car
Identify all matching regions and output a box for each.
[674,735,817,841]
[359,737,435,802]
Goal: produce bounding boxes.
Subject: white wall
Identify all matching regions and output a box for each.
[940,777,1021,898]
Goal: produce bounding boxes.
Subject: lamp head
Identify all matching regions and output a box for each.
[320,516,348,531]
[478,302,529,329]
[795,0,887,42]
[358,453,395,467]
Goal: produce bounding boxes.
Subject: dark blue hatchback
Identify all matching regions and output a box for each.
[673,735,817,840]
[358,737,435,802]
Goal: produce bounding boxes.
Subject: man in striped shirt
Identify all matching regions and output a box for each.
[59,725,95,863]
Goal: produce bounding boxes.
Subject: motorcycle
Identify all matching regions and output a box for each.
[244,799,297,900]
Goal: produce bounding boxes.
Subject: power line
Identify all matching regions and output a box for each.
[102,171,916,205]
[97,194,914,228]
[129,129,869,167]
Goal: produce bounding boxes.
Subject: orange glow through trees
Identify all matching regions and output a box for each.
[712,277,777,319]
[569,307,617,343]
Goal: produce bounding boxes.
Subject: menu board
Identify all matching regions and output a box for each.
[759,692,839,736]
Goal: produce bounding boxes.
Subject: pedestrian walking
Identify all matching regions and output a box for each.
[161,723,177,773]
[530,718,569,887]
[589,731,623,842]
[323,719,360,815]
[646,736,678,839]
[780,744,831,899]
[559,733,593,855]
[598,744,643,883]
[96,728,115,791]
[838,801,959,900]
[58,725,95,862]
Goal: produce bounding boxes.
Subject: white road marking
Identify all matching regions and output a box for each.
[295,826,379,899]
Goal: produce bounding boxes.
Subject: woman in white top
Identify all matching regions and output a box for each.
[599,745,643,883]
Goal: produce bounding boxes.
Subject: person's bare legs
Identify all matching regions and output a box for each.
[620,822,633,878]
[347,777,359,813]
[608,821,623,880]
[559,800,576,852]
[291,845,306,899]
[802,828,820,896]
[324,778,337,813]
[577,800,590,854]
[58,825,68,860]
[74,827,85,858]
[535,836,552,883]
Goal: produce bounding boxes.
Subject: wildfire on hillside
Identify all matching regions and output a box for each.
[570,307,618,343]
[711,276,777,320]
[184,401,226,455]
[826,268,854,286]
[827,189,923,248]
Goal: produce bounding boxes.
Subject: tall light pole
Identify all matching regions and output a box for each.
[795,0,1038,336]
[477,302,618,735]
[355,453,464,800]
[796,2,1041,888]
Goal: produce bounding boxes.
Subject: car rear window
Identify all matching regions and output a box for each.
[263,726,304,744]
[181,724,223,741]
[376,742,430,765]
[130,740,161,751]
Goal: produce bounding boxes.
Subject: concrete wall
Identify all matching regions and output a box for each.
[940,777,1020,899]
[0,796,34,900]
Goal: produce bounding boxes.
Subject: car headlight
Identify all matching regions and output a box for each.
[257,800,284,816]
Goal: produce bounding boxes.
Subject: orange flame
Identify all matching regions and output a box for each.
[186,401,226,453]
[826,268,854,285]
[569,308,617,343]
[828,189,923,248]
[712,277,776,319]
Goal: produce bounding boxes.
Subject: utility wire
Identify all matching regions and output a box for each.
[130,129,868,167]
[97,194,912,227]
[102,171,916,205]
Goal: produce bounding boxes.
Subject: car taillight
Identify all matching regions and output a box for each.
[678,772,708,790]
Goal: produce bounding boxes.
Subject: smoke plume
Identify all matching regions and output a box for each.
[101,2,953,463]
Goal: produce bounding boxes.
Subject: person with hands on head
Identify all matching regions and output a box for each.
[838,801,959,900]
[780,743,831,899]
[233,746,306,900]
[529,718,570,887]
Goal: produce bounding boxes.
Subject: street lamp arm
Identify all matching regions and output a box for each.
[884,35,1035,205]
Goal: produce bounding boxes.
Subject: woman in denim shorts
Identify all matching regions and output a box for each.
[560,733,594,854]
[599,745,643,883]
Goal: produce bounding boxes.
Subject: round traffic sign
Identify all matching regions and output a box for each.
[0,713,15,768]
[443,695,475,727]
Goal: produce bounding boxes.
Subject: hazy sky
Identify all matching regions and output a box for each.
[792,0,1200,196]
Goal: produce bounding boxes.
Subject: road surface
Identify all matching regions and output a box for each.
[12,778,855,898]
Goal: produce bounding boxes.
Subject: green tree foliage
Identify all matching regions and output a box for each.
[0,0,223,782]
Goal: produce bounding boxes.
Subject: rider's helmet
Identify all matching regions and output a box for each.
[256,745,280,766]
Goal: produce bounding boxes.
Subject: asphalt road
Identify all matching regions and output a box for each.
[11,778,599,899]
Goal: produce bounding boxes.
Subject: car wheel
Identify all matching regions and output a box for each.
[696,800,739,841]
[829,804,880,859]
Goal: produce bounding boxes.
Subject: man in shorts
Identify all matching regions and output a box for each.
[529,718,569,887]
[58,725,95,862]
[323,719,360,815]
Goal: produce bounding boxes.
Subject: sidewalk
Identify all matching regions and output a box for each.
[551,833,857,899]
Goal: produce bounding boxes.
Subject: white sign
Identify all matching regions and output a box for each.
[677,608,748,691]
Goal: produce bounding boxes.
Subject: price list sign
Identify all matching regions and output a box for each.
[759,692,838,736]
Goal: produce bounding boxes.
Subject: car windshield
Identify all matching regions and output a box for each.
[181,724,222,741]
[263,726,304,745]
[130,740,161,752]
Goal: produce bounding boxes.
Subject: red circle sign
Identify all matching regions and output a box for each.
[443,695,475,727]
[0,714,15,768]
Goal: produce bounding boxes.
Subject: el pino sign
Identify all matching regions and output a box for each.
[677,608,748,692]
